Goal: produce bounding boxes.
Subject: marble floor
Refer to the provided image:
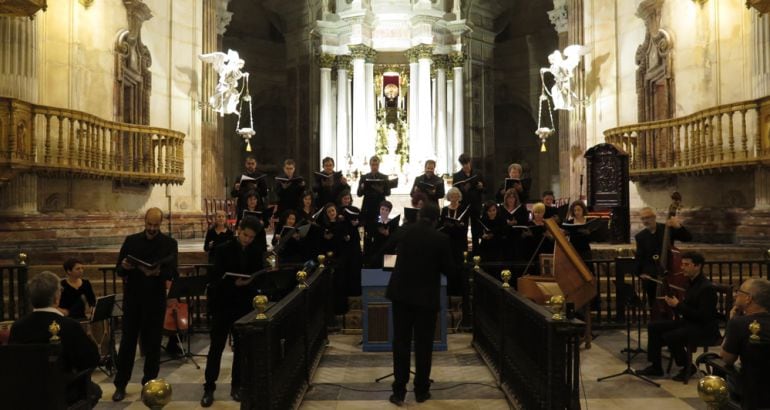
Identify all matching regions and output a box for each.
[92,329,711,409]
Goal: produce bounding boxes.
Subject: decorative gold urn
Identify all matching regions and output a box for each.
[501,270,512,288]
[17,252,27,266]
[297,270,308,288]
[253,295,268,319]
[549,295,565,321]
[48,320,61,343]
[141,378,172,409]
[697,375,728,410]
[749,320,761,343]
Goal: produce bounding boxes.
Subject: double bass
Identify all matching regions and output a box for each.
[649,192,689,321]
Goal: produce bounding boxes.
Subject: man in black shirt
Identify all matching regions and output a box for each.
[452,153,485,254]
[200,217,266,407]
[721,278,770,408]
[384,203,455,405]
[274,158,306,214]
[411,159,445,206]
[637,251,720,381]
[358,156,391,225]
[112,208,178,402]
[231,156,268,216]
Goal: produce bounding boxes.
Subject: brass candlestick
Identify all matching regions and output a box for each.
[141,378,173,409]
[549,295,565,320]
[697,375,728,410]
[253,295,268,319]
[48,320,61,343]
[749,320,761,343]
[297,270,308,288]
[501,270,512,288]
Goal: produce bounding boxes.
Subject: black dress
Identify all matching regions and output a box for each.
[563,218,592,261]
[477,214,506,263]
[59,279,96,320]
[363,216,399,268]
[499,204,529,263]
[440,205,469,295]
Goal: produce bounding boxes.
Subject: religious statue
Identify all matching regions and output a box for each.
[539,45,586,111]
[198,49,246,116]
[386,123,399,154]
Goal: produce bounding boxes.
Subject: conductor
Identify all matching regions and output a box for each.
[384,202,454,405]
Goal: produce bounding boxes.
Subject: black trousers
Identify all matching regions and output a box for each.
[204,310,244,391]
[114,296,165,388]
[391,302,437,397]
[646,319,688,369]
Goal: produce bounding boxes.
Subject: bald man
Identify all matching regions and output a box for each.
[112,208,178,402]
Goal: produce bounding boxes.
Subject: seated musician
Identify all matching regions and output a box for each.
[720,278,770,408]
[9,271,102,406]
[58,258,96,319]
[637,251,720,381]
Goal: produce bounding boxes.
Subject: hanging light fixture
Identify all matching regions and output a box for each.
[235,73,255,152]
[536,92,555,152]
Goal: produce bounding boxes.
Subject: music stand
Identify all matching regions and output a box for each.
[89,294,117,376]
[161,275,207,367]
[597,281,659,387]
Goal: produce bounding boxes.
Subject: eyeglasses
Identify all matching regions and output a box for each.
[735,289,750,297]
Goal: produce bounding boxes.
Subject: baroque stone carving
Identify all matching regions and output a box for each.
[548,0,568,34]
[115,0,153,126]
[635,0,674,123]
[216,0,233,35]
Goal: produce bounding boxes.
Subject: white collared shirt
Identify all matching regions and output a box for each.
[33,307,64,316]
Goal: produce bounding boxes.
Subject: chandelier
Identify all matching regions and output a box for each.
[235,73,255,152]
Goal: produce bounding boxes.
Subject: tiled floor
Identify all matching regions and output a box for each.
[93,329,711,409]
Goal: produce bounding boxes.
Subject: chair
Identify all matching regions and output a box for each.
[0,343,92,410]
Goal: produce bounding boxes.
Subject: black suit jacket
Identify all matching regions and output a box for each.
[634,223,692,276]
[116,231,178,303]
[9,311,99,374]
[676,274,721,344]
[385,220,455,310]
[208,236,266,317]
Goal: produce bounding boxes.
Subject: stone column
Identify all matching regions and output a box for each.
[446,70,455,170]
[319,53,335,163]
[434,55,448,175]
[336,55,351,167]
[416,44,435,162]
[0,16,38,214]
[753,12,770,98]
[349,44,369,166]
[365,48,377,161]
[450,52,465,166]
[406,49,420,167]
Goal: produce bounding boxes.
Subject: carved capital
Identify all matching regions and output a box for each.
[216,0,234,36]
[547,0,568,34]
[414,44,435,60]
[365,47,377,63]
[335,55,351,71]
[319,53,336,68]
[348,44,372,60]
[404,48,419,63]
[432,54,449,71]
[449,51,466,67]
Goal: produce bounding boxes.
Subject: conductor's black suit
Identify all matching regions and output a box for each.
[385,216,455,400]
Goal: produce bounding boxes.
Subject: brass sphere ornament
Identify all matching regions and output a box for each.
[253,294,268,319]
[297,270,308,288]
[501,270,512,288]
[549,295,565,320]
[141,378,173,409]
[697,375,728,410]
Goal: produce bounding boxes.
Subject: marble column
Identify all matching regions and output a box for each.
[365,48,377,161]
[753,12,770,98]
[0,16,38,214]
[319,54,335,163]
[416,44,435,163]
[336,56,351,167]
[407,49,420,167]
[446,71,455,171]
[434,55,448,175]
[349,44,369,166]
[450,52,465,166]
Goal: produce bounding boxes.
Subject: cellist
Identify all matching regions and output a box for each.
[634,206,692,310]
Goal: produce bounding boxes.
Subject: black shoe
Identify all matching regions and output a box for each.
[200,390,214,407]
[230,388,241,402]
[672,364,697,382]
[388,394,405,406]
[112,387,126,402]
[636,365,663,377]
[415,391,431,403]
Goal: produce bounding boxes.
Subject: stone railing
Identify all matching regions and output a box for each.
[604,96,770,178]
[0,97,185,185]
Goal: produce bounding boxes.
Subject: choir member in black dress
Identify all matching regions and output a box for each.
[231,156,268,217]
[274,158,306,214]
[452,153,485,255]
[112,208,178,402]
[440,187,469,295]
[524,203,554,273]
[235,190,268,227]
[496,163,531,204]
[499,188,529,263]
[337,190,364,298]
[411,159,445,206]
[564,200,592,261]
[272,210,306,264]
[313,157,349,209]
[318,203,348,315]
[204,210,234,262]
[58,258,96,319]
[358,156,391,225]
[542,190,560,220]
[364,200,400,268]
[201,217,266,407]
[297,191,317,224]
[477,201,507,263]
